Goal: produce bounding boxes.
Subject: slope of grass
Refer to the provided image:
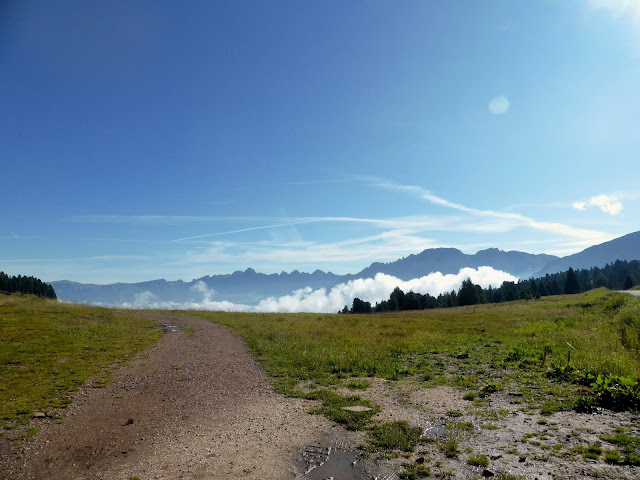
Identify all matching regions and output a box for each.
[0,295,161,428]
[187,289,640,413]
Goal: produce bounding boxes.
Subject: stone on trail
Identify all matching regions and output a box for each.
[340,406,372,412]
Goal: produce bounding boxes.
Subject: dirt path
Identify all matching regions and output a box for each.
[3,313,363,480]
[620,289,640,297]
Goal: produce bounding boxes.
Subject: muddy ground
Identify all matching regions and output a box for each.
[1,313,638,479]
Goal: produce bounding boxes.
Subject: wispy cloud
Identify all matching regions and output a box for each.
[177,230,442,272]
[372,180,612,242]
[172,219,323,242]
[573,194,623,215]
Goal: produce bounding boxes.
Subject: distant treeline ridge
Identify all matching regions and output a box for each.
[0,271,57,299]
[342,260,640,314]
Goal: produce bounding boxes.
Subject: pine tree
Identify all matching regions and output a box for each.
[457,278,478,306]
[564,268,581,294]
[624,273,636,290]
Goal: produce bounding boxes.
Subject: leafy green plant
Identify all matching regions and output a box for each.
[479,381,499,397]
[590,374,640,411]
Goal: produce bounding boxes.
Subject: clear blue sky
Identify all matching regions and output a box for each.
[2,0,639,284]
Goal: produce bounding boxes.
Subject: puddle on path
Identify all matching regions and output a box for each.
[160,322,181,333]
[422,421,448,439]
[302,446,371,480]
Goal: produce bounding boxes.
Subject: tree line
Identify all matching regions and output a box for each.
[0,271,57,299]
[341,260,640,314]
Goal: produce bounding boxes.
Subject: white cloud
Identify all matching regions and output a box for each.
[121,283,250,311]
[118,267,517,313]
[589,194,623,215]
[573,194,623,215]
[488,96,510,115]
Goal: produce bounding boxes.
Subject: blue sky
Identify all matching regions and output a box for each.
[2,0,639,284]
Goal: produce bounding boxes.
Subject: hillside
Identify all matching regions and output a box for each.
[536,231,640,276]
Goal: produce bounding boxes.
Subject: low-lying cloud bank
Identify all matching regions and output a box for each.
[120,266,517,313]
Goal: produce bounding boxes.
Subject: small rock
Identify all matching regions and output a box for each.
[490,454,502,460]
[123,418,134,426]
[519,455,526,462]
[340,406,373,412]
[32,412,46,419]
[482,469,495,477]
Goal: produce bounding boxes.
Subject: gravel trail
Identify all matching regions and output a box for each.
[3,313,356,480]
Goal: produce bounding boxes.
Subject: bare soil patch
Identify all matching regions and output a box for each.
[336,378,640,479]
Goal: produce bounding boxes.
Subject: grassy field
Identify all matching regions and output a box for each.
[0,295,161,430]
[1,289,638,476]
[187,289,640,423]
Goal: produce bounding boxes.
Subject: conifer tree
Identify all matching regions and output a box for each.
[564,268,581,294]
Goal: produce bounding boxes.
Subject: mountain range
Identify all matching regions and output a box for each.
[51,230,640,307]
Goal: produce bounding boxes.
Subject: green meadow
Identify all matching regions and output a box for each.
[2,289,639,438]
[0,295,161,430]
[187,288,640,424]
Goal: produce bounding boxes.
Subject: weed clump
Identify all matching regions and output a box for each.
[439,437,460,458]
[305,389,378,430]
[399,461,431,479]
[467,453,489,467]
[479,381,500,397]
[583,442,601,460]
[368,421,423,452]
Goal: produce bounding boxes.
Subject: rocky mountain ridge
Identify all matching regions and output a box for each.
[50,231,640,306]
